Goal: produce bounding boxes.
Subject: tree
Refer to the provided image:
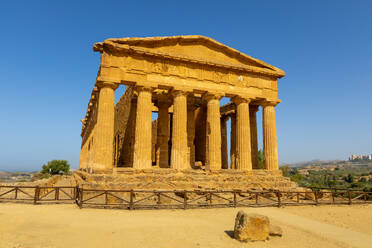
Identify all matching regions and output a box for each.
[345,173,354,183]
[41,160,70,175]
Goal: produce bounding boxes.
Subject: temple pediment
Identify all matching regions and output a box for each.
[93,35,285,78]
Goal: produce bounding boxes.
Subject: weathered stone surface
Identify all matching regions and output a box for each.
[269,224,283,237]
[233,211,270,242]
[79,35,284,187]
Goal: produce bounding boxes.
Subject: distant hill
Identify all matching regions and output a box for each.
[0,171,36,183]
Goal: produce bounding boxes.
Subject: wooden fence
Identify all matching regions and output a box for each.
[1,185,372,209]
[0,185,77,204]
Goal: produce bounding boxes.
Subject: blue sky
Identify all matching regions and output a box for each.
[0,1,371,171]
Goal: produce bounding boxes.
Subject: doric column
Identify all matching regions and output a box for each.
[156,97,171,168]
[263,102,279,170]
[233,96,252,171]
[133,87,153,169]
[93,82,118,169]
[187,96,196,168]
[230,114,236,169]
[205,93,222,170]
[171,90,188,170]
[250,105,259,169]
[221,116,228,169]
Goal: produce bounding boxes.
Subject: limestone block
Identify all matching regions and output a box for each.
[233,211,270,242]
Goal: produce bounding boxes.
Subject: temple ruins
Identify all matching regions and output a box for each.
[77,36,294,190]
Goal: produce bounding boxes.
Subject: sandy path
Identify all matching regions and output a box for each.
[0,203,371,248]
[252,208,372,248]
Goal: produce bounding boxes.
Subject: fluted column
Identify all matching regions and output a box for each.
[221,116,228,169]
[171,90,188,170]
[187,96,196,168]
[133,87,153,169]
[230,114,236,169]
[263,102,279,170]
[156,98,171,168]
[250,105,259,169]
[233,96,252,171]
[93,82,118,169]
[205,94,222,170]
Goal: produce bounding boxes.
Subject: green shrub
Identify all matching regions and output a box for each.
[41,160,70,175]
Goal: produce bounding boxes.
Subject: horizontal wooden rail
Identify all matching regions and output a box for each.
[1,185,372,209]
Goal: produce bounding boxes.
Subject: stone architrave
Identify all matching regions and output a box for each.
[93,81,118,169]
[133,87,153,169]
[205,93,222,171]
[171,90,188,170]
[263,102,279,171]
[233,96,252,171]
[249,105,259,169]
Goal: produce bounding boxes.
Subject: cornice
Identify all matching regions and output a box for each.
[94,36,285,78]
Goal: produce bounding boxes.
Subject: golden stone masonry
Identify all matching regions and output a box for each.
[79,36,284,182]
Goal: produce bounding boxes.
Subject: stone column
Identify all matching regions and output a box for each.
[156,98,171,168]
[133,87,153,169]
[221,116,228,169]
[233,96,252,171]
[230,114,236,169]
[187,96,196,168]
[263,102,279,170]
[205,94,222,171]
[93,82,117,170]
[171,90,188,170]
[250,105,259,169]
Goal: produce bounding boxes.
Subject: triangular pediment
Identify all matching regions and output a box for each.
[94,35,285,78]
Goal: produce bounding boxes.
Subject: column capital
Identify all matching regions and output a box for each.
[232,96,251,105]
[203,92,223,101]
[134,86,154,93]
[155,93,172,108]
[96,81,119,90]
[170,89,189,98]
[261,100,281,107]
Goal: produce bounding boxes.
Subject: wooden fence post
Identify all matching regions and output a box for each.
[34,186,40,204]
[277,192,281,207]
[348,191,352,205]
[75,186,80,206]
[184,191,187,210]
[255,192,258,205]
[129,190,134,210]
[233,191,237,208]
[14,187,18,200]
[55,187,60,201]
[156,191,161,207]
[79,188,84,208]
[364,192,367,202]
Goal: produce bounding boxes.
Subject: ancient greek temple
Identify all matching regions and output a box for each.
[79,36,285,173]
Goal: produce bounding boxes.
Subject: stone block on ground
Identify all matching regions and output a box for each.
[233,210,270,242]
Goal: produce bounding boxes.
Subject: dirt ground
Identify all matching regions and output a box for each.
[0,203,371,248]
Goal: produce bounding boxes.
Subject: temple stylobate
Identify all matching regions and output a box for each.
[79,35,285,173]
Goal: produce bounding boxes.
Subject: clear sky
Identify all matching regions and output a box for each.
[0,1,371,171]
